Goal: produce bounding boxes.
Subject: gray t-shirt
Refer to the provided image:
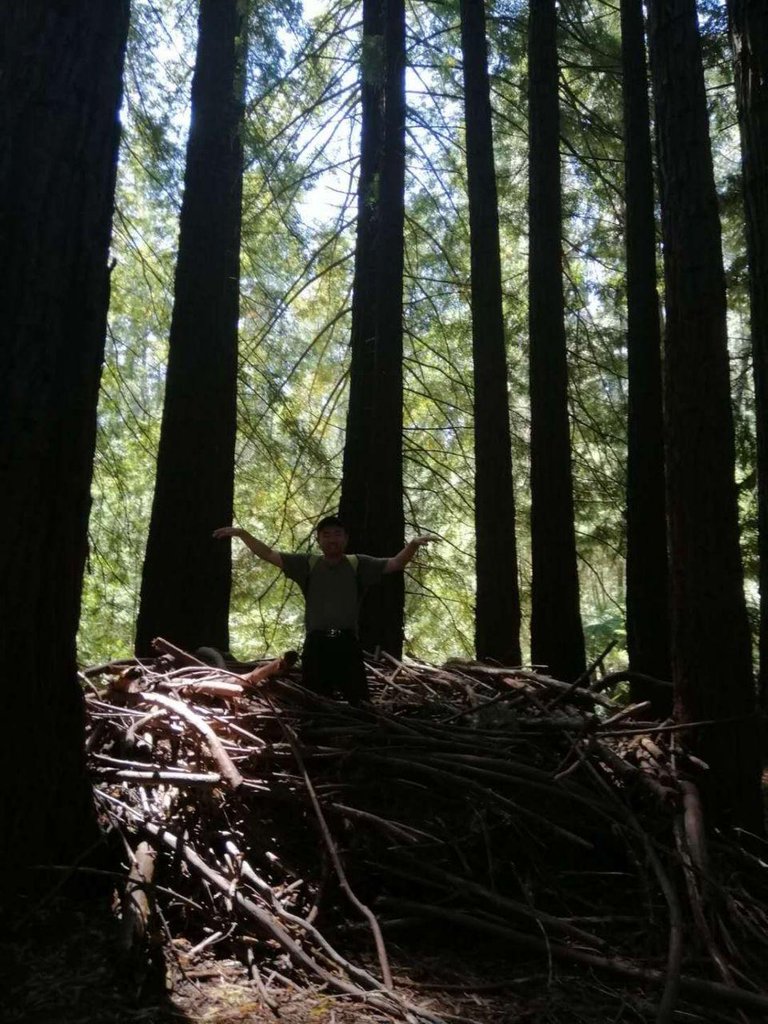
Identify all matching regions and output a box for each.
[280,553,388,634]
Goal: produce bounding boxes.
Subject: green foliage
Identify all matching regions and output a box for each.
[79,0,756,674]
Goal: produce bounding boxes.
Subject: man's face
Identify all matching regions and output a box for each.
[317,525,348,558]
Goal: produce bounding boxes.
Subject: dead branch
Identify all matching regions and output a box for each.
[139,691,244,790]
[119,840,157,954]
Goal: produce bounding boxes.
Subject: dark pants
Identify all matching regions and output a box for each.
[301,630,370,703]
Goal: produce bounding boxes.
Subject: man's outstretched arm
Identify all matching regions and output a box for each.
[383,536,433,574]
[213,527,284,568]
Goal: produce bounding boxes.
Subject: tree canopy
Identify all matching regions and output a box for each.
[77,0,756,674]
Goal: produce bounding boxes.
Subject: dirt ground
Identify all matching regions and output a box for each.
[1,899,722,1024]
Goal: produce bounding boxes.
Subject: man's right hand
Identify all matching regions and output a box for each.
[213,526,243,540]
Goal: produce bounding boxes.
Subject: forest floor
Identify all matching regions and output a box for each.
[2,896,710,1024]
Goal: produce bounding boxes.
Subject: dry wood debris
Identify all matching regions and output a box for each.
[83,641,768,1023]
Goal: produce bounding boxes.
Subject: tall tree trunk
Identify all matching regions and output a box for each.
[340,0,406,656]
[0,0,129,879]
[460,0,522,665]
[527,0,586,682]
[136,0,246,656]
[620,0,672,710]
[728,0,768,704]
[646,0,763,830]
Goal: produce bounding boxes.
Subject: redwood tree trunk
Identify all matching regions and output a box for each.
[728,0,768,704]
[136,0,246,656]
[340,0,406,656]
[0,0,129,878]
[646,0,762,830]
[620,0,672,710]
[460,0,522,665]
[527,0,586,682]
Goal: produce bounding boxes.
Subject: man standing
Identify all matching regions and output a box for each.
[213,515,432,702]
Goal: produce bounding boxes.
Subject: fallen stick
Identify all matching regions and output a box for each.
[418,752,606,814]
[370,857,605,948]
[357,752,595,849]
[139,691,244,790]
[601,702,652,728]
[240,651,298,688]
[379,899,768,1016]
[151,637,209,668]
[163,679,245,700]
[592,740,677,806]
[223,838,391,994]
[592,670,673,694]
[509,670,616,708]
[548,639,618,708]
[279,718,394,990]
[93,752,183,771]
[582,760,684,1024]
[119,840,158,953]
[598,716,753,738]
[448,664,617,709]
[92,769,222,787]
[330,803,437,845]
[674,799,734,989]
[246,947,281,1017]
[83,657,152,678]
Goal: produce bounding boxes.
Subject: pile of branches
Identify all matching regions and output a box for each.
[84,640,768,1023]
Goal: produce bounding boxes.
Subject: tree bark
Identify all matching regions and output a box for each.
[646,0,763,831]
[0,0,129,878]
[460,0,522,665]
[339,0,406,656]
[136,0,246,656]
[620,0,672,711]
[527,0,586,682]
[727,0,768,705]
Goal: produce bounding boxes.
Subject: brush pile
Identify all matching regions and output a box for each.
[84,640,768,1023]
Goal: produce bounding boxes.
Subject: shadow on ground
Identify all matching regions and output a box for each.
[1,896,189,1024]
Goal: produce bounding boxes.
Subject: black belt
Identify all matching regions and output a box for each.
[309,629,355,639]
